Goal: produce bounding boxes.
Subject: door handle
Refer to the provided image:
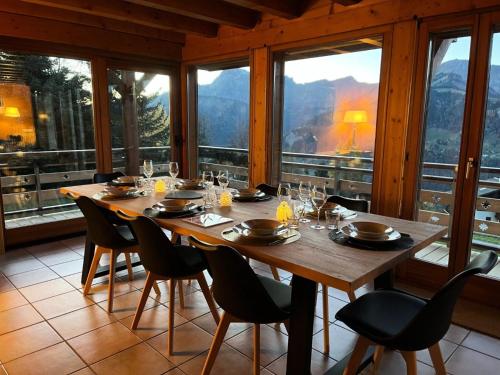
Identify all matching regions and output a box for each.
[465,157,475,179]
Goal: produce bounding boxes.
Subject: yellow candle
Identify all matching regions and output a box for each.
[154,179,166,193]
[276,201,292,223]
[219,191,232,206]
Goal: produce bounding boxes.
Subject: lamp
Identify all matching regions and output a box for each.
[4,106,20,118]
[343,110,367,151]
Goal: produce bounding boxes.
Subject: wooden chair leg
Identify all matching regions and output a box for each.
[347,290,356,302]
[168,279,176,355]
[253,323,260,375]
[343,336,371,375]
[107,250,117,313]
[197,273,220,324]
[372,345,384,374]
[201,312,232,375]
[124,253,133,281]
[131,271,155,329]
[322,284,330,353]
[428,343,446,375]
[401,351,417,375]
[83,246,105,295]
[152,281,161,295]
[178,280,185,308]
[270,266,280,281]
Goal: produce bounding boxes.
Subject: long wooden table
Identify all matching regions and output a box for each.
[61,184,447,375]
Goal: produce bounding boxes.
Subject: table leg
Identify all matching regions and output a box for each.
[81,235,95,285]
[286,274,317,375]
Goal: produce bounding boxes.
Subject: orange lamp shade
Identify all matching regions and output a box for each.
[4,106,21,118]
[343,110,367,123]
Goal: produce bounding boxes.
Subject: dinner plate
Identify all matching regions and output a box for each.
[152,201,198,213]
[340,224,401,242]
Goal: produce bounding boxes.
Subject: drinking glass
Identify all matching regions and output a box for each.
[277,182,291,203]
[310,184,327,230]
[289,200,304,229]
[143,160,154,179]
[169,162,179,179]
[325,209,340,230]
[203,170,214,189]
[298,181,312,223]
[218,170,229,189]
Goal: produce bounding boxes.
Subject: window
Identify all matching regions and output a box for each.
[276,38,383,200]
[108,69,171,176]
[0,51,95,228]
[196,63,250,184]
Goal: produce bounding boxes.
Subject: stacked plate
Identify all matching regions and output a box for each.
[232,219,288,240]
[152,199,197,213]
[177,179,204,190]
[103,185,138,198]
[110,176,136,187]
[340,221,401,243]
[232,188,267,201]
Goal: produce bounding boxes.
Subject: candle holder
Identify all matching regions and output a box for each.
[219,190,233,207]
[276,201,292,224]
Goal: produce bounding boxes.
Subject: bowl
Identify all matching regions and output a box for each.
[178,179,203,190]
[307,202,343,219]
[347,222,394,239]
[237,188,261,197]
[104,185,137,197]
[153,199,189,212]
[240,219,286,236]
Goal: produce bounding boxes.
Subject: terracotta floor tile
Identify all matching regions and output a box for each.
[32,290,94,319]
[147,322,213,366]
[142,279,199,306]
[173,290,217,321]
[8,267,59,288]
[0,322,62,363]
[85,280,137,303]
[266,348,337,375]
[444,324,470,344]
[447,346,500,374]
[68,321,142,364]
[71,367,95,375]
[36,248,82,267]
[50,259,84,277]
[416,339,458,366]
[120,304,188,340]
[192,310,251,340]
[97,290,159,320]
[64,273,110,290]
[0,257,46,277]
[0,273,15,293]
[226,324,288,367]
[19,278,76,303]
[164,369,188,375]
[312,324,358,361]
[49,304,116,340]
[462,331,500,359]
[0,304,43,335]
[91,343,174,375]
[3,342,86,375]
[0,289,28,312]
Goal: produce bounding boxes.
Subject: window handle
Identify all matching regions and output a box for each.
[466,157,475,179]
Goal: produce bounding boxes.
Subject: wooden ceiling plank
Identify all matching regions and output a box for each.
[223,0,303,19]
[0,0,185,43]
[335,0,363,5]
[125,0,259,29]
[19,0,218,37]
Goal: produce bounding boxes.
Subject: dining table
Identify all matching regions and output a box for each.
[60,183,447,375]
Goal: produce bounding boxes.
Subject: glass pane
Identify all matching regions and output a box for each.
[108,70,171,176]
[197,66,250,185]
[0,52,95,228]
[415,34,471,266]
[279,38,382,200]
[470,31,500,279]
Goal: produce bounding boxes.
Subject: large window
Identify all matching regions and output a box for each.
[108,69,171,176]
[276,38,383,200]
[196,63,250,184]
[0,52,95,228]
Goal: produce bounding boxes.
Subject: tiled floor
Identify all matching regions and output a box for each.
[0,236,499,375]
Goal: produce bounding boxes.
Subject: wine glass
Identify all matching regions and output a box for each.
[218,170,229,190]
[277,182,291,203]
[203,170,214,189]
[143,160,154,179]
[310,184,327,230]
[169,161,179,187]
[298,181,312,223]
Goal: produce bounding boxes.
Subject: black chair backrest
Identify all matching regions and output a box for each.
[93,171,125,183]
[74,196,134,249]
[327,195,369,213]
[256,183,278,197]
[392,250,498,350]
[189,236,290,323]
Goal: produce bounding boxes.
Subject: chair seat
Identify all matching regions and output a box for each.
[115,225,139,247]
[335,290,426,343]
[256,275,292,313]
[170,245,208,277]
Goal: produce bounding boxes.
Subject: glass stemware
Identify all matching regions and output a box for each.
[169,161,179,187]
[143,160,154,191]
[203,170,214,189]
[277,182,291,203]
[218,170,229,190]
[298,180,312,223]
[310,184,327,230]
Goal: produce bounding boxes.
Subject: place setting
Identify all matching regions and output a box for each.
[221,218,301,246]
[143,198,205,219]
[231,187,273,202]
[93,184,143,200]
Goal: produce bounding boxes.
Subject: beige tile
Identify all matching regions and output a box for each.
[8,267,59,288]
[120,304,188,340]
[0,289,28,312]
[36,248,82,267]
[266,349,337,375]
[60,236,86,250]
[192,310,252,340]
[49,304,116,340]
[134,278,198,305]
[91,343,174,375]
[173,290,217,321]
[0,273,15,293]
[226,324,288,367]
[359,349,437,375]
[0,257,46,276]
[68,321,141,364]
[462,331,500,359]
[64,273,109,290]
[147,322,214,365]
[32,290,93,319]
[3,342,86,375]
[25,241,69,254]
[0,322,62,363]
[97,290,159,320]
[315,293,348,322]
[312,324,358,361]
[415,339,457,366]
[85,280,137,303]
[19,278,76,303]
[444,324,470,344]
[0,304,43,335]
[50,259,84,277]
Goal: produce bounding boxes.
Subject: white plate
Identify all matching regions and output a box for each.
[340,225,401,243]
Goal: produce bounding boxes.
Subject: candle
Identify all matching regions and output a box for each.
[154,179,166,193]
[276,201,292,223]
[219,190,232,206]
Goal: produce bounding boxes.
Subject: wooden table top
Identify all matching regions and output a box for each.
[61,184,447,292]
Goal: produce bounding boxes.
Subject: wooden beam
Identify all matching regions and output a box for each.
[125,0,259,29]
[0,0,185,43]
[335,0,363,5]
[19,0,218,37]
[223,0,303,19]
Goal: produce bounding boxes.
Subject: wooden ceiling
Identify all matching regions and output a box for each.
[7,0,363,43]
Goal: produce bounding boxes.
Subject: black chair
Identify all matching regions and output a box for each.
[336,250,498,375]
[121,215,219,356]
[93,171,125,183]
[74,196,139,312]
[327,194,369,213]
[189,237,292,375]
[256,183,278,197]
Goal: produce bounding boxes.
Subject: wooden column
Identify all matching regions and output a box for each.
[249,47,272,187]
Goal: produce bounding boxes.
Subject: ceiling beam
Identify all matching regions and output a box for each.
[19,0,218,37]
[125,0,259,29]
[0,0,185,43]
[335,0,363,5]
[222,0,304,19]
